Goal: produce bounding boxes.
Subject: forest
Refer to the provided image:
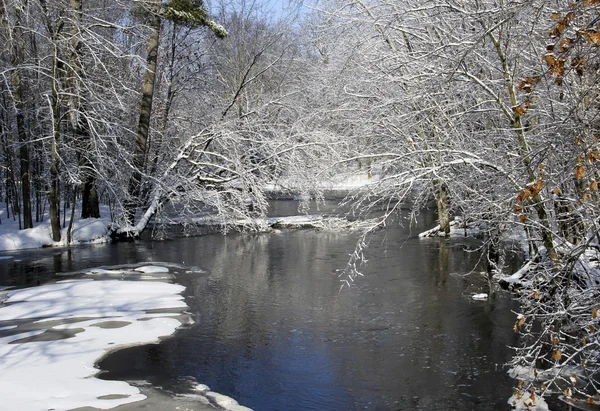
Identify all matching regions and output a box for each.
[2,0,600,407]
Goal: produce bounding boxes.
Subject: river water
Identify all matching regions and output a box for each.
[1,203,553,410]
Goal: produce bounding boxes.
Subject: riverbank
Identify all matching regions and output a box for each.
[0,263,253,411]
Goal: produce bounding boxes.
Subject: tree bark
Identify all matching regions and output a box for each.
[49,49,62,242]
[125,0,161,225]
[14,75,33,229]
[70,0,100,219]
[2,0,33,229]
[435,181,450,235]
[488,30,558,263]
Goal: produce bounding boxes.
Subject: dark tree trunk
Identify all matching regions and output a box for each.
[70,0,100,219]
[49,52,62,242]
[15,87,33,229]
[435,181,450,235]
[125,0,161,225]
[81,176,99,218]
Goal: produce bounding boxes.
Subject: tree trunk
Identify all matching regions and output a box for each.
[488,30,558,263]
[70,0,100,219]
[67,185,77,244]
[125,0,161,225]
[435,181,450,235]
[15,77,33,229]
[2,0,33,229]
[49,50,62,242]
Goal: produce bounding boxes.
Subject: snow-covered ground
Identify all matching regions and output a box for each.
[0,267,186,410]
[0,209,111,251]
[0,265,252,411]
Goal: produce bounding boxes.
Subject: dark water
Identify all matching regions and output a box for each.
[0,204,546,410]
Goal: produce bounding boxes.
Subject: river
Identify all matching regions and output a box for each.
[0,202,566,410]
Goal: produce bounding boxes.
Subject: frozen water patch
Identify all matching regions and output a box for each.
[0,277,187,411]
[135,265,170,273]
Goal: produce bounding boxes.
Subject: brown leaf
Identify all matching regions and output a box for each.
[519,214,527,224]
[553,350,562,361]
[513,105,527,116]
[593,307,598,318]
[551,12,562,21]
[576,164,585,181]
[588,397,596,405]
[587,30,600,45]
[517,188,532,203]
[513,204,522,213]
[552,21,567,37]
[559,38,574,52]
[543,54,556,66]
[591,180,598,191]
[550,59,566,76]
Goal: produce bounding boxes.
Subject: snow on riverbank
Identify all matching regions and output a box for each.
[0,209,110,251]
[0,265,253,411]
[0,270,185,410]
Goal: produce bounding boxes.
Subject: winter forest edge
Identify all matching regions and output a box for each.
[2,0,600,407]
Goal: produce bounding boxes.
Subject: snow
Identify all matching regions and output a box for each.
[0,276,187,411]
[418,216,483,238]
[0,209,111,251]
[508,391,550,410]
[472,293,488,300]
[0,264,256,411]
[135,265,171,273]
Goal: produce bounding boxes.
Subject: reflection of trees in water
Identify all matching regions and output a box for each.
[58,208,520,410]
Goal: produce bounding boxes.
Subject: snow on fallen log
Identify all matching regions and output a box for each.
[497,259,534,290]
[418,217,483,238]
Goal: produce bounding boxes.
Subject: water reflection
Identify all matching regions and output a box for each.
[97,214,521,411]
